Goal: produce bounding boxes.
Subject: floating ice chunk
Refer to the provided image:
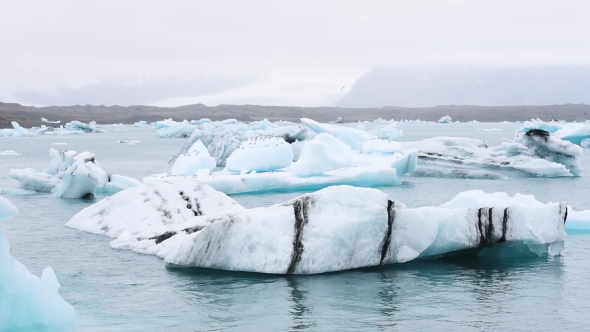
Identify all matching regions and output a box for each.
[98,174,142,194]
[438,116,452,123]
[0,121,35,137]
[0,196,76,329]
[156,120,196,138]
[403,129,582,178]
[0,150,21,156]
[41,117,61,124]
[362,138,401,154]
[69,185,568,274]
[133,121,147,127]
[9,168,61,193]
[290,133,352,177]
[171,140,216,176]
[409,166,507,180]
[66,180,243,247]
[565,208,590,234]
[370,123,403,141]
[0,196,18,220]
[65,120,104,133]
[226,136,293,173]
[557,124,590,146]
[519,120,563,133]
[301,118,376,150]
[190,118,211,125]
[11,148,138,198]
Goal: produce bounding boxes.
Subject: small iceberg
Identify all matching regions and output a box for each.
[10,148,140,198]
[67,184,568,274]
[0,196,76,329]
[0,121,35,137]
[438,116,452,123]
[0,150,21,156]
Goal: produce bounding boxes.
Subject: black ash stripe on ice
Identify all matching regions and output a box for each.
[380,200,395,265]
[287,197,311,274]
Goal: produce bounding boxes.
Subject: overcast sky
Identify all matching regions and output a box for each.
[1,0,589,107]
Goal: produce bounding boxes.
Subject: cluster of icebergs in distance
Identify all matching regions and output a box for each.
[67,181,572,274]
[0,196,76,329]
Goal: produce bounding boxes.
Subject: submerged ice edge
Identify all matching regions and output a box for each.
[66,183,568,275]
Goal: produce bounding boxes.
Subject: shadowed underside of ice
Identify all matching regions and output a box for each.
[0,196,76,329]
[404,129,583,178]
[0,121,35,137]
[67,183,567,274]
[10,148,140,198]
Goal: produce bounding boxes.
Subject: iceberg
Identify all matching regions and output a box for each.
[518,120,590,146]
[438,116,452,123]
[10,148,140,198]
[170,140,216,176]
[0,150,22,156]
[369,123,403,141]
[226,136,294,173]
[563,208,590,234]
[0,121,35,137]
[403,129,583,178]
[170,120,311,167]
[0,196,76,329]
[41,117,61,124]
[64,120,104,133]
[133,121,147,128]
[301,118,375,150]
[148,132,417,195]
[156,120,196,138]
[67,184,568,274]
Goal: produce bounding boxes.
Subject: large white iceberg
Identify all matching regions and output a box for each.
[438,116,452,123]
[67,184,568,274]
[0,196,76,329]
[10,148,140,198]
[403,129,583,178]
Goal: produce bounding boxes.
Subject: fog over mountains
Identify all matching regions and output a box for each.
[338,66,590,108]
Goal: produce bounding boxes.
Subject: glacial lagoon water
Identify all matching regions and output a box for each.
[1,122,590,331]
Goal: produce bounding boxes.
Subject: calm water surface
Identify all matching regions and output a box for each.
[1,122,589,331]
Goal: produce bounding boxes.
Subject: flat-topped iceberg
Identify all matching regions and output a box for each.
[10,148,140,198]
[0,196,76,329]
[67,183,567,274]
[404,129,582,178]
[226,136,294,173]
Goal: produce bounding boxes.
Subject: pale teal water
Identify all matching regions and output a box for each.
[1,123,590,331]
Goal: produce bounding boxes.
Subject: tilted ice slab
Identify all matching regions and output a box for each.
[402,129,582,178]
[10,148,140,198]
[0,196,76,329]
[226,136,294,173]
[0,121,35,137]
[301,118,376,151]
[67,184,568,274]
[170,120,311,167]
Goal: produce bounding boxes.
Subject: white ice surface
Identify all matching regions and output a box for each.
[301,118,375,150]
[170,140,216,176]
[226,136,293,173]
[0,122,35,137]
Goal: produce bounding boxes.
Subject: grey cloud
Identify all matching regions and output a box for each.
[13,76,259,106]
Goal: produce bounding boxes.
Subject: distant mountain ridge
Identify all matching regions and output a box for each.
[1,101,590,128]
